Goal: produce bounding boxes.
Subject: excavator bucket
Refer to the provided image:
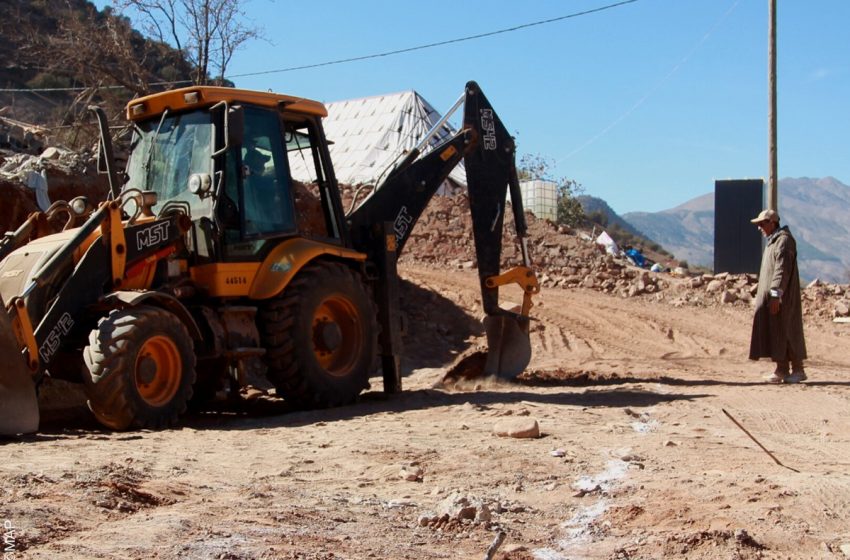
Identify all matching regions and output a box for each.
[0,296,39,436]
[483,314,532,379]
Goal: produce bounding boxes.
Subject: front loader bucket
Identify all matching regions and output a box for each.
[483,313,532,380]
[0,297,39,435]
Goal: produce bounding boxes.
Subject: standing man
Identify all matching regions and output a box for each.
[749,209,807,383]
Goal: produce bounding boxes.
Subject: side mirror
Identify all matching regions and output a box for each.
[211,102,243,157]
[228,106,244,147]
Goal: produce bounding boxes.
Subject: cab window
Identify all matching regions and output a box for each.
[125,110,213,218]
[231,106,296,239]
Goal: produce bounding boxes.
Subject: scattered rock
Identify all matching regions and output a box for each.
[572,484,600,498]
[706,279,725,292]
[386,499,416,508]
[417,493,495,530]
[720,290,737,304]
[400,464,424,482]
[40,146,62,160]
[493,418,540,439]
[620,453,644,462]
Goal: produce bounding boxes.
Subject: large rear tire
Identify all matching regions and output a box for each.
[259,261,378,407]
[83,306,196,430]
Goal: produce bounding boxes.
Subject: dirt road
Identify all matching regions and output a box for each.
[2,264,850,559]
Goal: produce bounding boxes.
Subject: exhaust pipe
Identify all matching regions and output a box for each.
[0,295,39,436]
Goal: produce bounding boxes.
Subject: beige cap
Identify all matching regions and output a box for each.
[750,209,779,224]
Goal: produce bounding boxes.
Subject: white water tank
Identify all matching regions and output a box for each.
[517,180,558,221]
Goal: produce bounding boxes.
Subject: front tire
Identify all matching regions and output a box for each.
[259,261,378,407]
[83,306,196,430]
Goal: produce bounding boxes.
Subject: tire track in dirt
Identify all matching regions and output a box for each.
[403,265,751,378]
[532,289,746,375]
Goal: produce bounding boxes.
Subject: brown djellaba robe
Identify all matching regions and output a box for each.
[749,226,807,362]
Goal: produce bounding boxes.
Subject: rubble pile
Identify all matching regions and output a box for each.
[397,192,677,297]
[0,146,108,232]
[803,279,850,321]
[394,192,850,322]
[664,272,757,308]
[0,114,48,155]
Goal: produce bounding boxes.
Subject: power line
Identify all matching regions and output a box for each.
[228,0,639,79]
[0,79,192,94]
[0,0,639,93]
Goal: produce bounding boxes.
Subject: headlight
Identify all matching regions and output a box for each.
[70,196,90,215]
[189,173,212,195]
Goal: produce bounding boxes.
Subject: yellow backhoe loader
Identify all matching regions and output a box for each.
[0,81,538,435]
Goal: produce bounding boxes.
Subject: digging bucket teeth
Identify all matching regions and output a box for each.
[0,295,39,436]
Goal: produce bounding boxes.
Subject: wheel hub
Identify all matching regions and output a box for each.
[134,335,182,406]
[137,356,158,385]
[315,320,342,353]
[311,293,365,377]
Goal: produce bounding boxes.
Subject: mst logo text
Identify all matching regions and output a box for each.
[136,222,170,251]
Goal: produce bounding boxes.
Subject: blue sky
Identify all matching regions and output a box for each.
[106,0,850,214]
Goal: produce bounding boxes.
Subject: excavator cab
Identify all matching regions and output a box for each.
[122,100,299,251]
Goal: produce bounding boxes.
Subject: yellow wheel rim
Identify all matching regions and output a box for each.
[134,335,182,406]
[311,294,362,377]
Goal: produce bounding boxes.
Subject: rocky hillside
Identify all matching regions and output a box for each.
[0,0,193,127]
[623,177,850,283]
[577,195,647,238]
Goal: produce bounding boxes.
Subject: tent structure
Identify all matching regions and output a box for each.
[293,90,466,191]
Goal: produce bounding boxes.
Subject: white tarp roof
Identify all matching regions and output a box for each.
[296,90,466,188]
[596,230,619,255]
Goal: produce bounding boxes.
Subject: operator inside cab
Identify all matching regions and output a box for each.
[230,107,297,240]
[243,141,271,178]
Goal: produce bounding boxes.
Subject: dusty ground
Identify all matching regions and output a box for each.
[2,263,850,560]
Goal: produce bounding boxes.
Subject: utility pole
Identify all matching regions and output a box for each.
[767,0,778,211]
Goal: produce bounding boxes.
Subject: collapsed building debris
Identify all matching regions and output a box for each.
[0,144,108,233]
[0,113,48,155]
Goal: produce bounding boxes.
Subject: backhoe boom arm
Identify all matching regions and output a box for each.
[348,81,538,379]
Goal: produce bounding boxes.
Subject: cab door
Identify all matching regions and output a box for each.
[220,106,297,259]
